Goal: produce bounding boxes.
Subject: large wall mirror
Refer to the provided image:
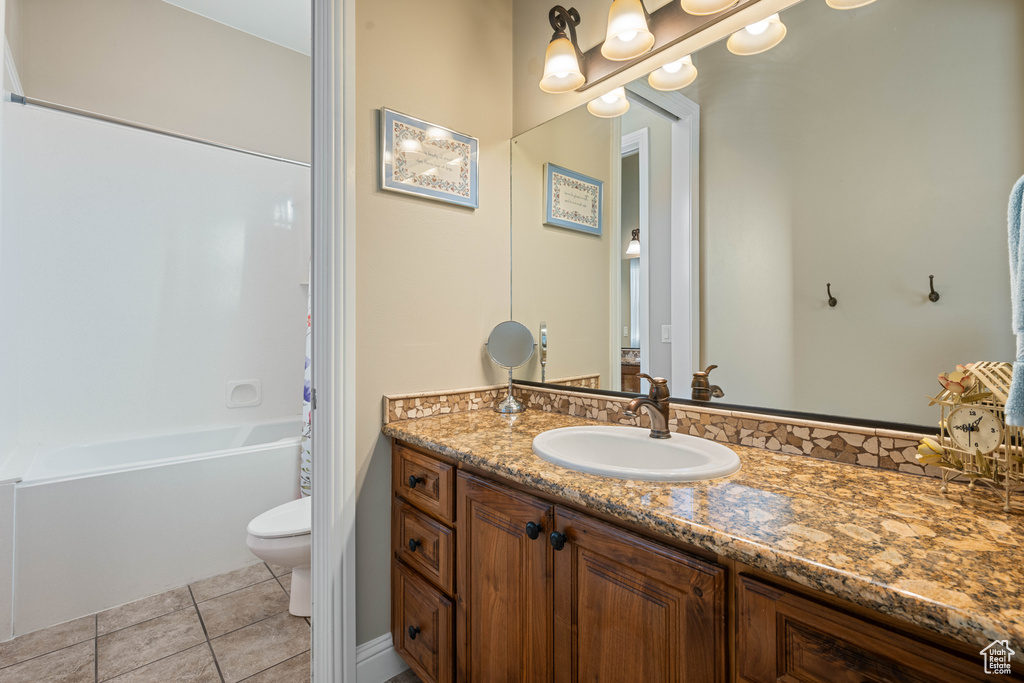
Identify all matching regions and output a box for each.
[512,0,1023,427]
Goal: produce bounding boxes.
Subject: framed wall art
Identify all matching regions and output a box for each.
[380,108,479,209]
[544,163,603,235]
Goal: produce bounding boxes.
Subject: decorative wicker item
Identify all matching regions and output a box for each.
[920,362,1024,512]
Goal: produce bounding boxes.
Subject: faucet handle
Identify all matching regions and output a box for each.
[636,374,670,401]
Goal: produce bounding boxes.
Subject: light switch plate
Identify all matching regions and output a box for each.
[661,325,672,343]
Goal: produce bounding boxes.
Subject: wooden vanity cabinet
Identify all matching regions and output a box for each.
[457,472,554,682]
[736,575,1000,683]
[551,506,726,683]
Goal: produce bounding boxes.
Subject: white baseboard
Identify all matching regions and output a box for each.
[356,632,409,682]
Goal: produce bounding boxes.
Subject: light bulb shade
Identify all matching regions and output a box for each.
[587,87,630,118]
[601,0,655,61]
[727,13,787,56]
[626,229,641,256]
[680,0,736,16]
[826,0,878,8]
[540,34,586,93]
[648,55,697,91]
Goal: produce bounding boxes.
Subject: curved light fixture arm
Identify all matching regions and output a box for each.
[549,6,586,66]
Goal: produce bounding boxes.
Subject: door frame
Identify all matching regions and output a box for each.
[311,0,357,680]
[625,82,700,391]
[620,128,651,390]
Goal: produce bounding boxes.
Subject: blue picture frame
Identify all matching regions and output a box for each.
[545,163,603,235]
[380,108,479,209]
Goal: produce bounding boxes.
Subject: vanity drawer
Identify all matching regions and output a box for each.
[393,497,454,594]
[736,576,994,683]
[393,559,453,683]
[393,443,455,523]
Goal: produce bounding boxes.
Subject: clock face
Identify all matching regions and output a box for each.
[947,406,1003,454]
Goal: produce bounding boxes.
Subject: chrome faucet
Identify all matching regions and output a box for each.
[624,374,672,439]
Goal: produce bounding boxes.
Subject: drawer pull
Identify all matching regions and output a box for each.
[408,475,426,489]
[408,538,422,552]
[550,531,568,551]
[408,625,421,640]
[693,586,704,598]
[525,521,542,540]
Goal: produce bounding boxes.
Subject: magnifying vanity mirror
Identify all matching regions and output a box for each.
[487,321,536,414]
[511,0,1022,428]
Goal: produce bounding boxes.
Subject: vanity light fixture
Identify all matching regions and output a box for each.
[626,229,641,256]
[539,6,586,94]
[648,54,697,91]
[601,0,655,62]
[727,13,787,56]
[680,0,737,16]
[587,87,630,118]
[826,0,878,8]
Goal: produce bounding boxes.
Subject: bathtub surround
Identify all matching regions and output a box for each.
[383,408,1024,650]
[0,562,309,683]
[0,102,309,458]
[383,383,938,477]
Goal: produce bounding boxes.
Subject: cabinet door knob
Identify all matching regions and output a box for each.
[407,625,421,640]
[525,521,542,540]
[407,475,425,489]
[550,531,568,551]
[407,538,422,552]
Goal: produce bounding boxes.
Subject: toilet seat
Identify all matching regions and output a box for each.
[247,496,311,538]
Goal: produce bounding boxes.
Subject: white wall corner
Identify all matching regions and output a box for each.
[4,37,23,96]
[356,632,408,683]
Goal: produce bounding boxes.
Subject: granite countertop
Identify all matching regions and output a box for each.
[382,409,1024,649]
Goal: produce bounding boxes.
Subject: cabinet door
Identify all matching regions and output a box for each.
[457,472,554,682]
[552,506,726,683]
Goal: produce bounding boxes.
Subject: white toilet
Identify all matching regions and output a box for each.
[246,496,312,617]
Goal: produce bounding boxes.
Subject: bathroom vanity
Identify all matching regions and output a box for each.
[384,408,1023,682]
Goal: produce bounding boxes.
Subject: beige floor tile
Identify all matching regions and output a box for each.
[385,671,421,683]
[191,564,273,602]
[198,580,289,638]
[98,587,194,635]
[266,564,291,578]
[0,615,95,668]
[0,640,94,683]
[103,643,219,683]
[97,607,205,680]
[278,574,292,594]
[210,611,309,683]
[240,650,309,682]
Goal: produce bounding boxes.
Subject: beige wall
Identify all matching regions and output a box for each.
[355,0,513,644]
[511,105,615,386]
[692,0,1022,425]
[16,0,309,162]
[3,0,22,92]
[621,153,638,349]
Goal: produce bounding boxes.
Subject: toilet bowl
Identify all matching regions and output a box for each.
[246,496,311,617]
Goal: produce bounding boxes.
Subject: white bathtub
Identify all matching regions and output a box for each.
[11,418,302,635]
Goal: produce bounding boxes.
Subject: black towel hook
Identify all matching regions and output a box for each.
[928,275,940,303]
[826,283,837,308]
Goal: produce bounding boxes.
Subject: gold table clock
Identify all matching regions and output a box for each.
[919,362,1024,512]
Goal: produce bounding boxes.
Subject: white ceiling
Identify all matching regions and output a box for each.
[162,0,311,56]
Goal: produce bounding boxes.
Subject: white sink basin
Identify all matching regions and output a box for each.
[532,426,741,482]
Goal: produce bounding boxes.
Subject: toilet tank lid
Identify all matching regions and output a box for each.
[247,496,311,538]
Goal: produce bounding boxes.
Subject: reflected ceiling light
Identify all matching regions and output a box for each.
[626,229,641,256]
[539,6,586,94]
[826,0,878,8]
[680,0,737,16]
[587,87,630,117]
[727,13,787,55]
[648,54,697,91]
[601,0,655,61]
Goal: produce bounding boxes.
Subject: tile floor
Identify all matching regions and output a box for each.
[0,562,308,683]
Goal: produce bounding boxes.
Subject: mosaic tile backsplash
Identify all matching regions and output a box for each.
[383,383,936,476]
